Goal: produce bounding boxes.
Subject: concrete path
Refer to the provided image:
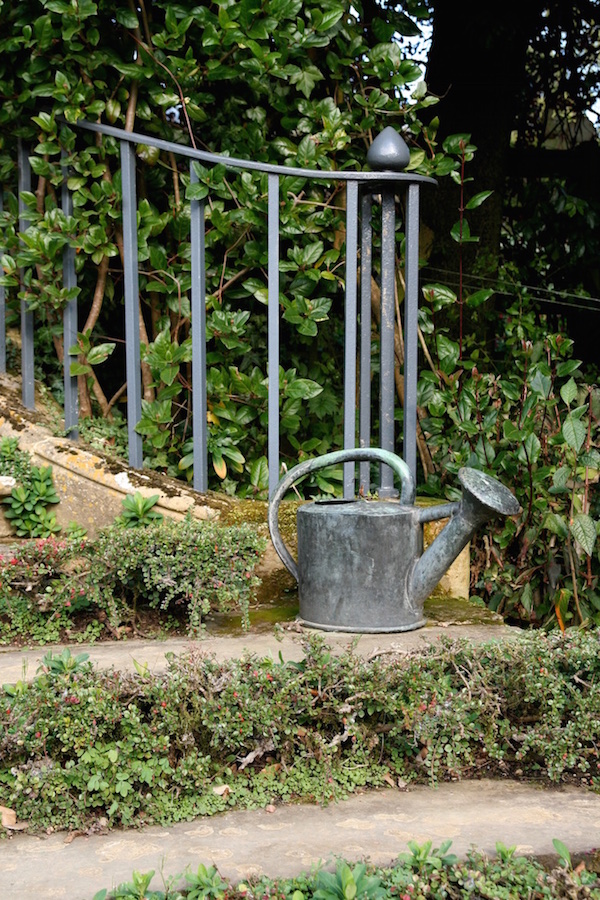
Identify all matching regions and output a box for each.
[1,781,599,899]
[1,626,599,900]
[0,622,518,683]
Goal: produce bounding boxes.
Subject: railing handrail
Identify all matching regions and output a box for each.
[2,120,433,500]
[72,119,436,185]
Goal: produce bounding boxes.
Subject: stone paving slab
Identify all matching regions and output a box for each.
[1,781,599,900]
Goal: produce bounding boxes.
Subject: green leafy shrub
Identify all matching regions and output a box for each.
[2,467,61,537]
[2,633,600,833]
[81,517,265,632]
[0,536,79,644]
[0,438,61,538]
[92,869,165,900]
[418,293,600,628]
[183,864,228,900]
[397,839,458,874]
[0,518,265,642]
[38,648,90,676]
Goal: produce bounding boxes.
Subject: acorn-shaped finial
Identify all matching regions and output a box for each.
[367,127,410,171]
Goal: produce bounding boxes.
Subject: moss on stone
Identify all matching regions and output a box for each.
[219,499,268,527]
[425,592,504,626]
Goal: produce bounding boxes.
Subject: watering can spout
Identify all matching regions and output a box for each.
[409,467,521,606]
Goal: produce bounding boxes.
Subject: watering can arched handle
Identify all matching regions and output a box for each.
[268,448,415,581]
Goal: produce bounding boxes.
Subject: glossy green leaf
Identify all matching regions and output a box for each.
[523,432,541,463]
[465,190,493,210]
[86,343,116,366]
[249,456,268,488]
[560,378,578,407]
[570,514,597,556]
[70,361,91,376]
[116,9,139,28]
[552,838,572,869]
[502,420,522,442]
[466,288,494,308]
[450,219,478,243]
[436,334,459,375]
[556,359,581,377]
[285,378,323,400]
[422,284,457,309]
[290,64,324,98]
[562,415,586,452]
[543,513,569,538]
[442,133,473,154]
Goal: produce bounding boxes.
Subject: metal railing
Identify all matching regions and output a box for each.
[0,122,434,499]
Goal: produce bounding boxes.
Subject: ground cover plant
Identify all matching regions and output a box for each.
[90,848,600,900]
[1,631,600,834]
[0,436,61,538]
[0,517,265,644]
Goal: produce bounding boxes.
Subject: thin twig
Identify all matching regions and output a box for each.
[106,381,128,416]
[129,33,197,149]
[567,538,584,625]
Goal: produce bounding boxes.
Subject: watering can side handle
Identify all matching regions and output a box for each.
[268,448,415,581]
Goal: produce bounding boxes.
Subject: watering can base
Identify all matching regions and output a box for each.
[296,615,427,634]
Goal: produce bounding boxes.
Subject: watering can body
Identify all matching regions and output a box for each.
[297,500,424,632]
[268,448,521,633]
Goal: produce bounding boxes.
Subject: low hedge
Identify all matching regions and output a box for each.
[1,631,600,833]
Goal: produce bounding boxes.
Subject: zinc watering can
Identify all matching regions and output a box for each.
[268,448,521,633]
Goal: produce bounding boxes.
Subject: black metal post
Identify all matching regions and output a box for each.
[61,150,79,438]
[17,141,34,409]
[0,189,5,375]
[120,140,143,468]
[359,192,373,494]
[190,162,208,493]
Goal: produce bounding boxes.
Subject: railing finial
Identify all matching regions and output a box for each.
[367,126,410,171]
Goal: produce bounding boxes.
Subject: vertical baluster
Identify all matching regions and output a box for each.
[403,184,420,486]
[120,140,143,468]
[267,173,280,498]
[359,192,373,494]
[18,141,34,409]
[0,190,5,375]
[378,189,397,497]
[62,150,78,438]
[365,128,414,495]
[190,162,208,493]
[343,180,359,498]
